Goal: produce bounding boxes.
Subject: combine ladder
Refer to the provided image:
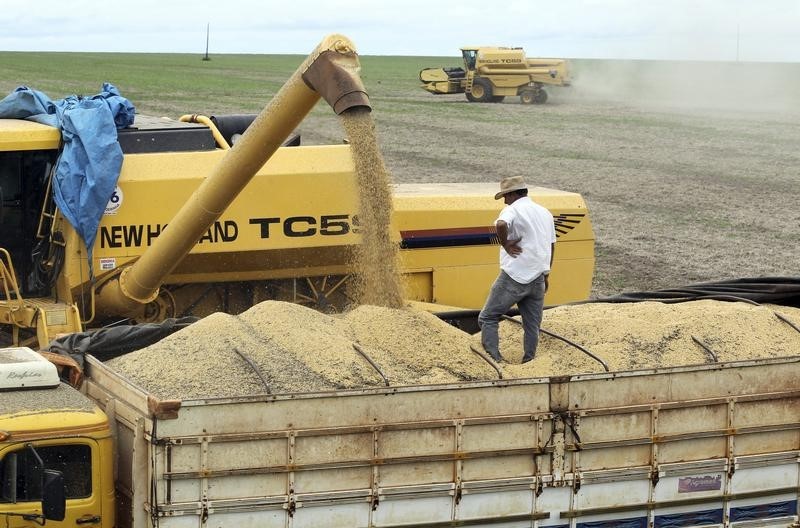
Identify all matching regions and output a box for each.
[0,248,81,348]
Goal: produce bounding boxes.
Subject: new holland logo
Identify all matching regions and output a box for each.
[400,213,585,249]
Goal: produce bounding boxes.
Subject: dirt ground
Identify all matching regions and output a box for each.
[300,60,800,298]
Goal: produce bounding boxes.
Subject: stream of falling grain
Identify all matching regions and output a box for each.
[340,109,405,308]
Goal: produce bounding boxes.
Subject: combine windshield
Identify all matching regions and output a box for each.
[462,50,477,71]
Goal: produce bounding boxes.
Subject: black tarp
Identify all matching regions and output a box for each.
[589,276,800,307]
[45,316,198,369]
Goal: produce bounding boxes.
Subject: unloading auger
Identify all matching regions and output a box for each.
[95,35,371,318]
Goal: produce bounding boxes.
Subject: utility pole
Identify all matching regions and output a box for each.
[736,24,740,62]
[202,23,211,61]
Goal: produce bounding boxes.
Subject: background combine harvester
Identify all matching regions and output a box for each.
[1,34,799,528]
[420,46,571,104]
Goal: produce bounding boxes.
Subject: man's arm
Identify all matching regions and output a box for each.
[545,242,554,292]
[496,220,521,257]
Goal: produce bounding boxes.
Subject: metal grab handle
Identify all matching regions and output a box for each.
[76,515,102,525]
[469,344,503,379]
[501,315,610,372]
[232,347,271,394]
[691,336,719,363]
[352,343,390,386]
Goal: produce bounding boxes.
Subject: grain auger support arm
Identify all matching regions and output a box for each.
[95,34,371,318]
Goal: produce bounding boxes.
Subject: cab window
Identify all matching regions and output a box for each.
[0,444,92,502]
[462,50,477,70]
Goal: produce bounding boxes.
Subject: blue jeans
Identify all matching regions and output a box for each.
[478,271,546,362]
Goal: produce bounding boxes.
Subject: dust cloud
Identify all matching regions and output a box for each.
[564,59,800,116]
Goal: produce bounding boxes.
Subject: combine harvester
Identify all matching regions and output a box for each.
[420,46,571,104]
[0,34,798,528]
[0,51,592,351]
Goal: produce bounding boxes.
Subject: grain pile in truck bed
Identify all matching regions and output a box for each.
[494,300,800,379]
[106,299,800,399]
[105,311,340,397]
[345,305,493,384]
[106,301,496,399]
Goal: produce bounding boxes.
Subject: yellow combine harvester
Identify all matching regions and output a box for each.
[0,37,593,350]
[420,46,570,104]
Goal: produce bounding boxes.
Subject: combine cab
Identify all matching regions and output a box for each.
[420,46,570,104]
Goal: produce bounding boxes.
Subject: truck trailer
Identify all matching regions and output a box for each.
[1,341,798,527]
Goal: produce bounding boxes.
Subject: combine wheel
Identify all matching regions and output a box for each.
[466,78,493,103]
[520,88,548,104]
[270,275,354,313]
[520,89,536,104]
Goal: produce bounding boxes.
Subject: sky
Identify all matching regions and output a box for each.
[1,0,799,62]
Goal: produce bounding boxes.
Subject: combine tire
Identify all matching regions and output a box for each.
[466,78,493,103]
[520,88,548,105]
[520,90,536,104]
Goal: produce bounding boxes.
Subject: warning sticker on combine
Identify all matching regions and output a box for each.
[99,258,116,271]
[104,186,123,215]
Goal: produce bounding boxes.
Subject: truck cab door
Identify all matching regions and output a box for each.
[0,440,103,527]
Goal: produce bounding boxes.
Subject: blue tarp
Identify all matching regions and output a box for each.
[0,83,135,274]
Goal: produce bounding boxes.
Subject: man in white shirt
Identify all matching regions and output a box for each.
[478,176,556,363]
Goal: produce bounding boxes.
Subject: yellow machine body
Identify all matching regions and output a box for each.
[0,35,592,349]
[420,46,570,104]
[78,145,592,311]
[394,183,592,308]
[0,121,594,346]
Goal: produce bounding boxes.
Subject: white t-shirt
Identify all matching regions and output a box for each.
[496,197,556,284]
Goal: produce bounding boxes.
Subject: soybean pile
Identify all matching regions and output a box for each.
[106,299,800,399]
[106,301,496,399]
[498,300,800,379]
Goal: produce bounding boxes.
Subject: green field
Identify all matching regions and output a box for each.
[0,52,441,116]
[2,51,799,297]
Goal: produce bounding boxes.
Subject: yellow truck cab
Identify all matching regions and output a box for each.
[0,347,114,527]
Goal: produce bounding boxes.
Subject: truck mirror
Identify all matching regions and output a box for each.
[41,469,66,521]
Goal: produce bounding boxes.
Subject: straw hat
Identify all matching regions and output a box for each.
[494,176,528,200]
